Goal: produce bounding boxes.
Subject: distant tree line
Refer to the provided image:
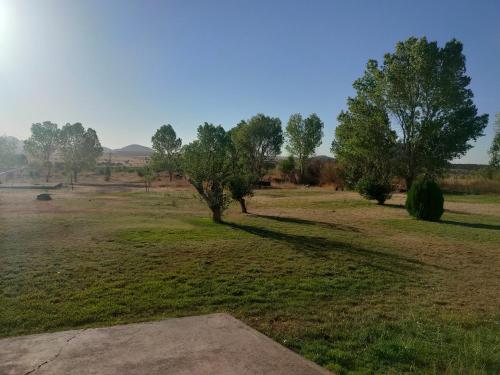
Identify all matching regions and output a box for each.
[0,136,26,170]
[7,37,497,222]
[23,121,103,182]
[148,113,324,222]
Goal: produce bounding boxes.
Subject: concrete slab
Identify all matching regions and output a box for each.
[0,313,332,375]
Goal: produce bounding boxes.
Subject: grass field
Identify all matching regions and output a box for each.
[1,186,499,374]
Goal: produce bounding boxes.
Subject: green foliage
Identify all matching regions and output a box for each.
[151,124,182,180]
[335,37,488,188]
[285,113,324,180]
[227,173,255,213]
[0,136,23,169]
[227,174,254,200]
[182,123,233,222]
[356,175,392,205]
[279,155,296,182]
[384,38,488,186]
[59,123,103,182]
[137,163,154,192]
[226,127,258,212]
[24,121,61,181]
[406,177,444,221]
[489,113,500,168]
[231,114,283,179]
[104,165,111,181]
[331,76,397,188]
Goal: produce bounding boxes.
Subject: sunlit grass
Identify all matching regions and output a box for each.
[1,188,499,374]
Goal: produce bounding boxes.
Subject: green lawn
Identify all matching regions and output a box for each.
[1,188,499,374]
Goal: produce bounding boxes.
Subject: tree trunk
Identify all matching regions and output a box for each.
[45,164,51,183]
[73,171,78,183]
[169,172,173,182]
[239,198,247,213]
[211,207,222,223]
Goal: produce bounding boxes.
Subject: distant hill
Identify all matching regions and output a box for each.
[104,144,154,156]
[0,136,154,157]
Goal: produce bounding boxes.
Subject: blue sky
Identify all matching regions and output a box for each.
[1,0,499,163]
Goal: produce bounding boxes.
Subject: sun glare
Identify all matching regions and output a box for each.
[0,1,12,44]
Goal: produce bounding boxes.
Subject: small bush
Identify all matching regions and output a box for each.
[406,177,444,221]
[356,176,392,205]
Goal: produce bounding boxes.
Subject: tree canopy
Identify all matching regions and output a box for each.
[231,114,283,179]
[333,37,488,188]
[285,113,324,180]
[225,127,257,213]
[24,121,61,182]
[489,113,500,168]
[332,88,397,188]
[151,124,182,181]
[182,123,233,222]
[59,123,103,182]
[0,136,22,169]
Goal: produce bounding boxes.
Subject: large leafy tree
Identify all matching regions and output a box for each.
[285,113,324,180]
[338,37,488,188]
[24,121,61,182]
[332,80,397,190]
[489,113,500,168]
[151,124,182,181]
[231,114,283,179]
[226,128,256,213]
[59,123,103,183]
[0,136,19,170]
[182,123,232,223]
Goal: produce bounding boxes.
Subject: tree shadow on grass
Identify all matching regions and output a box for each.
[384,203,405,209]
[383,204,472,217]
[249,214,360,232]
[224,221,440,273]
[439,220,500,231]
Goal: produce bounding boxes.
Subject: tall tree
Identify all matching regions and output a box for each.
[24,121,60,182]
[59,123,103,183]
[0,136,19,169]
[285,113,324,180]
[489,113,500,168]
[151,124,182,181]
[343,37,488,188]
[182,123,232,223]
[226,128,256,213]
[332,92,397,190]
[231,114,283,180]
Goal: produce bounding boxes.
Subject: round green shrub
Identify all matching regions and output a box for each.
[405,177,444,221]
[356,176,392,205]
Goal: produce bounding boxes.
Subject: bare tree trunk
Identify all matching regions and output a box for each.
[46,164,51,183]
[211,206,222,223]
[169,172,173,182]
[73,171,78,183]
[239,198,247,213]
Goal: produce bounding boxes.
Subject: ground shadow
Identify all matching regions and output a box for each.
[384,203,405,209]
[249,214,360,232]
[440,220,500,231]
[223,221,439,273]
